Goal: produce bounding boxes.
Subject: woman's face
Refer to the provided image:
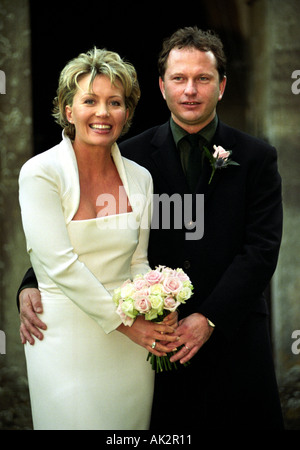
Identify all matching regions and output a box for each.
[66,74,129,150]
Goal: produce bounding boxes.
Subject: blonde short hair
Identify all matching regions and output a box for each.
[52,48,140,139]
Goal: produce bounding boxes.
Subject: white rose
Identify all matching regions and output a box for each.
[121,298,137,319]
[149,294,164,314]
[176,287,193,303]
[121,282,135,299]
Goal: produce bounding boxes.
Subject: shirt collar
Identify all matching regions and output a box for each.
[170,115,218,147]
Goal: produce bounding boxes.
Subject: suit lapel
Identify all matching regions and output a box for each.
[150,122,189,195]
[196,121,238,201]
[149,120,238,201]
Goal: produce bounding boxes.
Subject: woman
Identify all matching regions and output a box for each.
[19,48,176,430]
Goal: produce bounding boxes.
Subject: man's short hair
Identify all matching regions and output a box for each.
[158,26,227,81]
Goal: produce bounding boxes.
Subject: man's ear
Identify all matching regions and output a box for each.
[218,76,227,101]
[159,77,166,100]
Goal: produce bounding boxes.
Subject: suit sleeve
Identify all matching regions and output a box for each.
[16,267,38,311]
[198,145,283,340]
[19,161,122,334]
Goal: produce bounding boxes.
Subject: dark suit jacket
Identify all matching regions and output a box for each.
[120,119,284,430]
[120,120,282,338]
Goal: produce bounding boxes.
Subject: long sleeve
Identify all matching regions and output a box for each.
[130,174,153,278]
[19,156,122,334]
[16,267,38,310]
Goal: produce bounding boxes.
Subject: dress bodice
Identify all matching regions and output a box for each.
[67,214,139,295]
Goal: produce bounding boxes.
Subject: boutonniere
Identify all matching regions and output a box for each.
[203,145,240,184]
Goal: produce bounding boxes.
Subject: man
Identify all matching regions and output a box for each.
[18,27,284,429]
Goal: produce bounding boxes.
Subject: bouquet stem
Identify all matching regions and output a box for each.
[147,346,191,373]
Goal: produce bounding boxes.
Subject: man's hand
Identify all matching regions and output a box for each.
[168,313,214,364]
[19,288,47,345]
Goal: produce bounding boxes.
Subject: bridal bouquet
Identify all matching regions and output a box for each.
[113,265,194,372]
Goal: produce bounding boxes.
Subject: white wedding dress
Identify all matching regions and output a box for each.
[19,135,155,430]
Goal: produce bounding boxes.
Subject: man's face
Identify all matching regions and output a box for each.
[159,47,226,133]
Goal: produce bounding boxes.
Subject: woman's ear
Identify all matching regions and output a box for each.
[65,105,73,123]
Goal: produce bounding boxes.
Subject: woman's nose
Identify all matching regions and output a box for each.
[95,104,110,117]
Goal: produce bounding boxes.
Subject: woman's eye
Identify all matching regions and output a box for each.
[110,100,122,107]
[84,98,95,105]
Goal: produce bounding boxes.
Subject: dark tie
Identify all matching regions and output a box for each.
[186,134,203,192]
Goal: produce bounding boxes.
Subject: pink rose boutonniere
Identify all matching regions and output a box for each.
[203,144,240,184]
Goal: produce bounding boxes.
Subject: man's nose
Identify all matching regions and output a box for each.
[184,80,197,96]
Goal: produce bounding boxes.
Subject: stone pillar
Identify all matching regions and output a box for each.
[0,0,33,429]
[246,0,300,429]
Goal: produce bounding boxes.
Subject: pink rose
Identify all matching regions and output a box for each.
[213,145,230,161]
[134,294,151,313]
[175,269,190,283]
[133,278,150,291]
[121,279,132,288]
[164,296,180,312]
[144,269,163,285]
[163,276,183,294]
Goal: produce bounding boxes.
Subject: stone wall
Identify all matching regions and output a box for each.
[0,0,33,429]
[245,0,300,429]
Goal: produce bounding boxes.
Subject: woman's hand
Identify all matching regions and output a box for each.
[117,314,179,356]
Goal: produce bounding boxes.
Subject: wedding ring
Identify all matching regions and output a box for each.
[185,345,190,351]
[151,341,156,349]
